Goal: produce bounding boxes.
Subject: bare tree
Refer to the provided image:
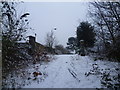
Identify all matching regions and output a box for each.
[89,1,120,60]
[45,30,58,48]
[89,1,120,46]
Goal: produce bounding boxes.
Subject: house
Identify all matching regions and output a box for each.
[17,36,47,56]
[17,36,63,55]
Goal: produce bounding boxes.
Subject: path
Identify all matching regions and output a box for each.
[24,54,111,88]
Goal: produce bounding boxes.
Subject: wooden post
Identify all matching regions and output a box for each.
[79,40,85,56]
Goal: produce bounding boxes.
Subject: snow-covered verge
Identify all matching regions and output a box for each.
[2,54,119,88]
[2,55,56,88]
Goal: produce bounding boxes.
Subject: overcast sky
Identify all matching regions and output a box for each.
[19,2,89,47]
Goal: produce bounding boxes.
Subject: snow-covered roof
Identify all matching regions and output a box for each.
[17,40,26,43]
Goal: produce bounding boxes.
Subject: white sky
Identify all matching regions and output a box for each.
[19,2,89,47]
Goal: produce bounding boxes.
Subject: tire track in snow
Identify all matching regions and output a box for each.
[68,68,80,82]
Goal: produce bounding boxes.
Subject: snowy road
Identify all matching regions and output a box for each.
[24,55,119,88]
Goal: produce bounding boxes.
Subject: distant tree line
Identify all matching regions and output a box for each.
[66,21,96,53]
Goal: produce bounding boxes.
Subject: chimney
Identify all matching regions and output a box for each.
[29,36,36,54]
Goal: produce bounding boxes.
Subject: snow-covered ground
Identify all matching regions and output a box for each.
[22,54,119,88]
